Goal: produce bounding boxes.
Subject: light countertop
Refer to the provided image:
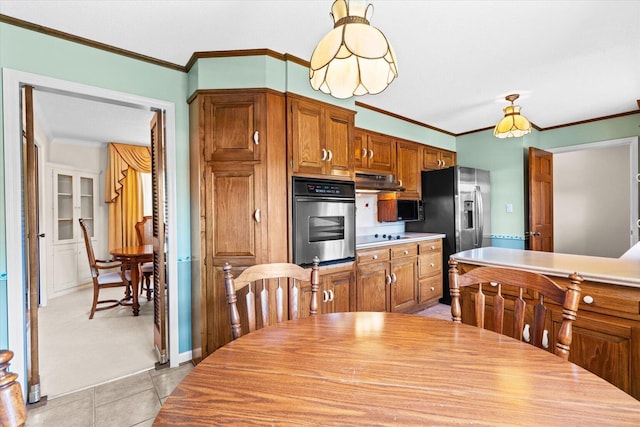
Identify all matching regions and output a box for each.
[356,232,445,250]
[451,247,640,288]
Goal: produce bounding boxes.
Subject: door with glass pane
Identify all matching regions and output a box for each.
[52,168,98,293]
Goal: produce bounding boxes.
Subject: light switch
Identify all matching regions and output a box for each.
[506,203,513,213]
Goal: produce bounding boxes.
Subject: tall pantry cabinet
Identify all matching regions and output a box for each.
[189,89,288,361]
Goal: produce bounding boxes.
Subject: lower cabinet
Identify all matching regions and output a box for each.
[417,240,443,306]
[356,242,427,313]
[299,264,355,317]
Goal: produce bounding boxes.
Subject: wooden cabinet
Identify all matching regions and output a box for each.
[288,94,354,178]
[356,243,421,313]
[356,248,390,312]
[300,265,354,316]
[422,146,456,171]
[354,128,396,174]
[190,89,287,359]
[417,240,443,306]
[389,243,418,312]
[51,168,98,294]
[395,140,421,199]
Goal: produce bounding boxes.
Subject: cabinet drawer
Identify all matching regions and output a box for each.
[576,282,640,315]
[419,275,443,304]
[390,243,418,259]
[356,248,390,264]
[419,239,442,254]
[418,253,441,277]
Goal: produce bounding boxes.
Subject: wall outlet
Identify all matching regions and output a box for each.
[506,203,513,213]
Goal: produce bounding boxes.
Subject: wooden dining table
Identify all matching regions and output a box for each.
[110,244,153,316]
[153,312,640,426]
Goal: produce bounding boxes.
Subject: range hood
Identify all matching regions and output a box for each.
[355,172,405,193]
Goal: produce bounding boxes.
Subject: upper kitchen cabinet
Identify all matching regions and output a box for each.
[354,128,396,174]
[422,146,456,171]
[395,139,421,200]
[288,93,355,179]
[199,91,265,162]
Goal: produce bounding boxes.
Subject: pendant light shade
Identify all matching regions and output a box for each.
[494,94,532,139]
[309,0,398,99]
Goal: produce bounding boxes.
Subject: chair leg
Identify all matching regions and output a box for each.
[89,284,99,319]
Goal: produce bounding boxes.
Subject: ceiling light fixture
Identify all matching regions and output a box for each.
[494,94,532,139]
[309,0,398,99]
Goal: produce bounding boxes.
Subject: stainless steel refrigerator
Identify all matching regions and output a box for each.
[406,166,491,304]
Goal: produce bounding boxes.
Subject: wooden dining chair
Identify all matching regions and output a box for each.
[79,218,132,319]
[448,260,583,360]
[0,350,27,427]
[223,258,321,341]
[135,216,154,300]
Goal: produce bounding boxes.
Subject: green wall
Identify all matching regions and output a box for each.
[0,22,192,352]
[457,114,640,249]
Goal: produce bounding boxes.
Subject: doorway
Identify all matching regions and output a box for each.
[3,68,180,399]
[550,136,639,257]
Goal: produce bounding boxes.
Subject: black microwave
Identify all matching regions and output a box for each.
[378,199,424,222]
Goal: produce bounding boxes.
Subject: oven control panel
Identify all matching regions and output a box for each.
[293,177,355,198]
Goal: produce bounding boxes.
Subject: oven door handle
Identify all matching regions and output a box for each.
[294,197,355,203]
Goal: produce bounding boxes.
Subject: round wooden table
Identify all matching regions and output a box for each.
[110,245,153,316]
[154,312,640,426]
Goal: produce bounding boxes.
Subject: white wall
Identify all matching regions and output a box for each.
[554,145,630,257]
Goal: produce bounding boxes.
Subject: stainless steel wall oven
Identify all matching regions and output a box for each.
[292,177,355,266]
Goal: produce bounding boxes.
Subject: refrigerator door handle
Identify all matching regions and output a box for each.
[474,185,484,247]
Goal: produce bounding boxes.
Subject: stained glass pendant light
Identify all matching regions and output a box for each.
[494,94,532,138]
[309,0,398,99]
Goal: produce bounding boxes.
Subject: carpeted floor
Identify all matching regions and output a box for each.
[38,284,157,398]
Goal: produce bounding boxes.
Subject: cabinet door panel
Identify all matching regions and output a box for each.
[203,94,262,162]
[391,258,417,312]
[353,129,366,170]
[367,134,395,173]
[206,164,262,263]
[357,262,389,312]
[418,276,443,305]
[289,98,324,175]
[396,141,420,199]
[325,110,352,177]
[327,271,352,313]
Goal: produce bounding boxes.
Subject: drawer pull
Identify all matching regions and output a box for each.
[429,263,435,268]
[372,254,378,260]
[430,287,435,292]
[583,295,594,304]
[430,245,435,250]
[403,250,409,255]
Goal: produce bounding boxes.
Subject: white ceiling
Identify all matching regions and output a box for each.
[2,0,639,140]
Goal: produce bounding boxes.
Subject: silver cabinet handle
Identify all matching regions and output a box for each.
[386,275,392,285]
[391,273,397,283]
[328,289,334,302]
[430,245,435,250]
[322,290,328,303]
[398,179,403,187]
[321,148,327,161]
[253,131,259,145]
[403,250,409,255]
[429,262,435,267]
[254,208,261,223]
[369,150,374,159]
[583,295,594,304]
[372,254,378,260]
[327,149,333,162]
[430,287,435,291]
[362,148,368,159]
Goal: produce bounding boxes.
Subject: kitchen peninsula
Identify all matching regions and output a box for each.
[451,247,640,400]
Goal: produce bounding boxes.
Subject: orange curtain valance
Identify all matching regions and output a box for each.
[106,142,152,203]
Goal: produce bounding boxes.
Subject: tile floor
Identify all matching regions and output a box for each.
[25,362,193,427]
